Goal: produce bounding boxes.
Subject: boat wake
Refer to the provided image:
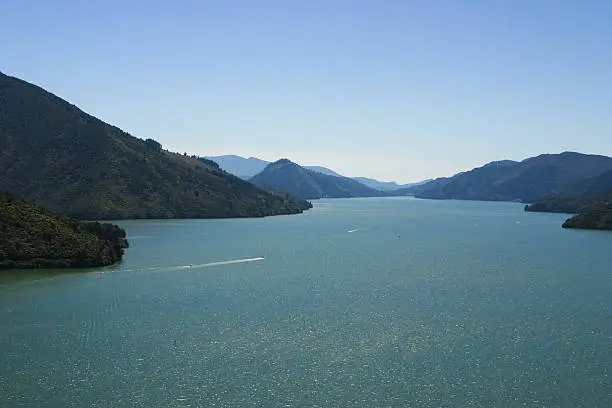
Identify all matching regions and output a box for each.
[176,257,265,270]
[123,257,265,273]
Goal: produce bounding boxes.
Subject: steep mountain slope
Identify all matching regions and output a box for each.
[523,167,612,230]
[525,170,612,214]
[0,190,128,269]
[250,159,383,199]
[415,152,612,203]
[572,169,612,196]
[0,72,311,219]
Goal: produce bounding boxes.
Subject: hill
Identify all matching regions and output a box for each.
[524,170,612,231]
[205,155,345,179]
[562,209,612,230]
[393,177,452,196]
[206,154,431,190]
[571,169,612,197]
[249,159,384,199]
[0,72,311,220]
[524,169,612,213]
[355,177,433,192]
[413,152,612,203]
[0,190,128,269]
[525,191,612,215]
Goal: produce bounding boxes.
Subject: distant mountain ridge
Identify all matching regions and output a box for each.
[0,72,311,220]
[305,166,344,178]
[410,152,612,203]
[354,177,432,192]
[207,154,420,190]
[249,159,384,199]
[205,155,345,180]
[203,155,270,179]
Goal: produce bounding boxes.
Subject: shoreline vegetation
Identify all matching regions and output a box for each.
[562,210,612,230]
[525,191,612,231]
[0,191,129,269]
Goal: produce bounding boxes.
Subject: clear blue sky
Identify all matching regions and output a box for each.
[2,0,611,183]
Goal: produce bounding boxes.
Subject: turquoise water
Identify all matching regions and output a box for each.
[1,198,611,407]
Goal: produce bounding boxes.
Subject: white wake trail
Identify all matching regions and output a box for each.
[123,257,265,273]
[181,257,265,270]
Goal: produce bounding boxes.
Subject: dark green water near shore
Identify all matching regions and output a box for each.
[1,198,611,407]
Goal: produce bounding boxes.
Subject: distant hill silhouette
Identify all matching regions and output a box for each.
[205,154,345,179]
[249,159,384,199]
[203,155,270,179]
[411,152,612,203]
[207,154,427,190]
[0,72,311,220]
[0,190,128,269]
[355,177,432,192]
[394,177,452,196]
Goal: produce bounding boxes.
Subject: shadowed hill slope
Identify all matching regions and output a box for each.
[0,72,311,220]
[250,159,384,199]
[413,152,612,203]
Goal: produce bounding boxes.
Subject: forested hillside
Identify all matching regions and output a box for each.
[0,72,311,220]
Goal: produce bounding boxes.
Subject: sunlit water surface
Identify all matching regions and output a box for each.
[1,198,611,407]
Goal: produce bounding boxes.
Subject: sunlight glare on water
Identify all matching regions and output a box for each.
[1,198,611,407]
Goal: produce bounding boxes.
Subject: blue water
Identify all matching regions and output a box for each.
[1,198,611,407]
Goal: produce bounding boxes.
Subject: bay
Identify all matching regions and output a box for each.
[1,197,611,407]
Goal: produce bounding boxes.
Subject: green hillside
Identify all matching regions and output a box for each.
[562,209,612,230]
[0,72,311,220]
[0,190,128,269]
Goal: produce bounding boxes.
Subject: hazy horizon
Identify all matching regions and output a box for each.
[3,1,611,183]
[204,150,611,184]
